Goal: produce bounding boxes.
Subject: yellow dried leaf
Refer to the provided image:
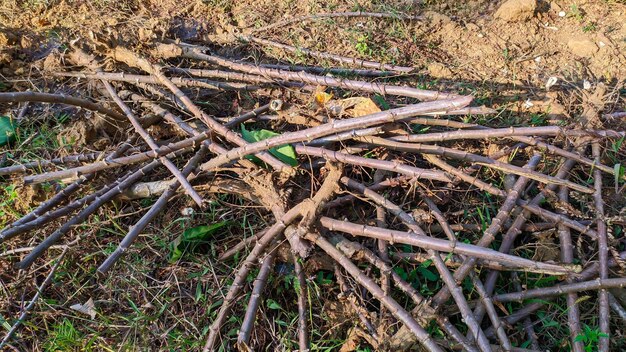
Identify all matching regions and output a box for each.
[314,91,333,106]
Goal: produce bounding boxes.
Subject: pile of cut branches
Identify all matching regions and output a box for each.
[1,29,625,352]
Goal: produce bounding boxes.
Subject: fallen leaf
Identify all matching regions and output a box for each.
[169,222,230,262]
[314,89,333,107]
[70,298,96,319]
[0,116,16,146]
[240,125,298,166]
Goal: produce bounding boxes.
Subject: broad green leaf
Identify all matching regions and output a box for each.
[0,116,16,146]
[240,125,298,166]
[169,222,229,262]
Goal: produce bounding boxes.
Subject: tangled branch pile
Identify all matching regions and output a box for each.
[1,23,625,351]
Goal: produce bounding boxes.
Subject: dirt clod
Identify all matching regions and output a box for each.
[494,0,537,22]
[567,38,599,58]
[427,62,453,78]
[423,11,452,27]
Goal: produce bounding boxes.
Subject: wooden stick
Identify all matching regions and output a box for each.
[493,278,626,302]
[55,71,261,90]
[608,293,626,322]
[373,169,391,322]
[558,185,584,352]
[423,154,506,197]
[320,217,577,275]
[392,251,520,272]
[390,126,625,143]
[294,256,309,351]
[0,151,112,176]
[296,146,451,182]
[254,62,394,77]
[168,67,281,83]
[0,91,125,120]
[593,142,611,350]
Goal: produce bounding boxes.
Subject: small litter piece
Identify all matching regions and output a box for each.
[70,298,96,319]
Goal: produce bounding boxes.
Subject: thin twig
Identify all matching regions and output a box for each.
[469,272,512,351]
[593,142,611,350]
[558,184,584,352]
[55,71,261,90]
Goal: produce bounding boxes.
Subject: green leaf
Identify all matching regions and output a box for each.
[372,94,390,110]
[418,266,439,282]
[0,116,16,146]
[266,299,281,310]
[169,222,229,262]
[240,125,298,166]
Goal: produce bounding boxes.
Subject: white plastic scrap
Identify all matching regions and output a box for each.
[524,99,534,109]
[545,76,558,90]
